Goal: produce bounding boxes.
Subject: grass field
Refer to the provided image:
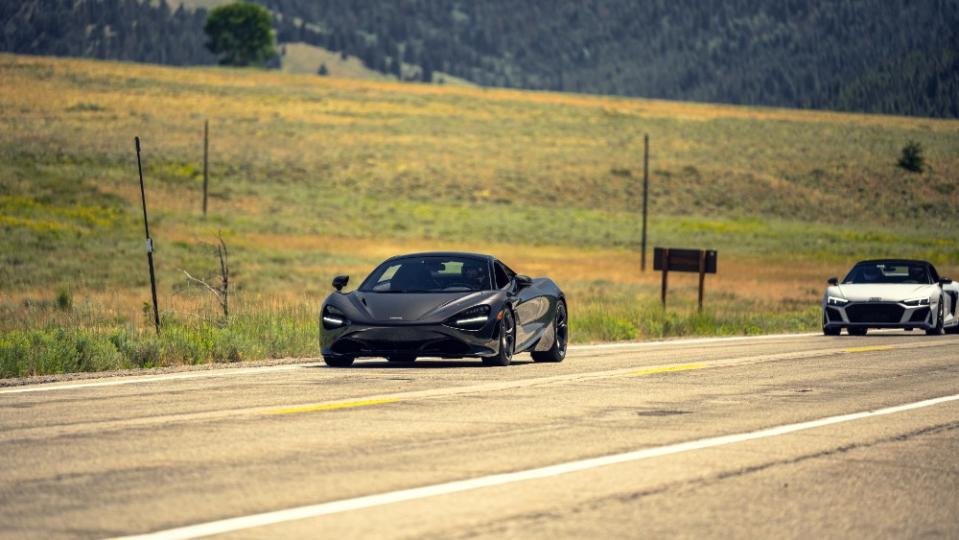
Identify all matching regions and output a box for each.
[1,53,958,377]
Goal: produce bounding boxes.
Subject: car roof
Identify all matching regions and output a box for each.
[854,259,931,266]
[385,252,494,262]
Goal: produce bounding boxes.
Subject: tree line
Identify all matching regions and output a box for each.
[3,0,957,118]
[1,0,215,66]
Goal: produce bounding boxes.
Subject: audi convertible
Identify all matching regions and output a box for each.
[320,252,567,367]
[822,259,959,336]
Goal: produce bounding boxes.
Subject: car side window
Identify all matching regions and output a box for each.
[494,262,511,289]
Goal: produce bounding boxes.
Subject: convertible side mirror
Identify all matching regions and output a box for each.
[332,275,349,291]
[827,277,839,286]
[514,274,533,289]
[940,278,953,286]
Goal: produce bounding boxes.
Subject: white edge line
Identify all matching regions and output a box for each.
[1,332,823,395]
[0,364,312,395]
[109,392,959,540]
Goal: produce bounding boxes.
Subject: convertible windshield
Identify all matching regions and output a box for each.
[843,262,934,284]
[359,256,492,293]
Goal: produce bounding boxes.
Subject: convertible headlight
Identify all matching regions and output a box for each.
[322,305,348,329]
[903,298,930,307]
[826,296,849,306]
[445,305,491,330]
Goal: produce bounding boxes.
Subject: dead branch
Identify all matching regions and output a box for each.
[181,269,222,300]
[181,231,230,321]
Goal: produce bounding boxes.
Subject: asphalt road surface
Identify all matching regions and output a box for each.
[1,332,958,539]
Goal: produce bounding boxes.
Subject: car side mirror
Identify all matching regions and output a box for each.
[514,274,533,289]
[940,278,953,286]
[827,277,839,286]
[332,275,349,291]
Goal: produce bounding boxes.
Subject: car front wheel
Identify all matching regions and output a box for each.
[324,355,355,367]
[822,313,841,336]
[483,309,515,367]
[926,299,945,335]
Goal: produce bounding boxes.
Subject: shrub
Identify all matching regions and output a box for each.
[55,288,72,310]
[897,141,925,173]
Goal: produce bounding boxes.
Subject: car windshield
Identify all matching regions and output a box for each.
[358,256,492,293]
[843,262,933,284]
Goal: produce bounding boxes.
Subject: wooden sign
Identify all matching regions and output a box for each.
[653,247,718,310]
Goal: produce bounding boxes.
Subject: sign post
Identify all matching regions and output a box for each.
[202,119,209,216]
[641,134,649,271]
[654,247,717,311]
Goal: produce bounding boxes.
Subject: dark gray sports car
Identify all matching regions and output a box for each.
[320,252,567,367]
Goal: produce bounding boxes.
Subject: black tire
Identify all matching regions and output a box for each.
[926,299,945,335]
[822,313,841,336]
[387,354,416,364]
[848,327,867,336]
[532,301,568,362]
[483,309,515,367]
[324,355,354,367]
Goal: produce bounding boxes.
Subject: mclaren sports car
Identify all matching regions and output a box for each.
[822,259,959,336]
[320,252,568,367]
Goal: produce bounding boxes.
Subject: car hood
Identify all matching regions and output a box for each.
[328,290,496,324]
[832,283,936,302]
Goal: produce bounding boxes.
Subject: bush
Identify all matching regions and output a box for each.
[897,141,925,173]
[55,288,72,310]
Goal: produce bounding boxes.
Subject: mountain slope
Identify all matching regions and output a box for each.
[262,0,959,117]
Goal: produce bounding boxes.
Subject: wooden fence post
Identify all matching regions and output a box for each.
[202,119,209,216]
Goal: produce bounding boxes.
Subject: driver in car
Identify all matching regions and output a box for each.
[462,262,490,291]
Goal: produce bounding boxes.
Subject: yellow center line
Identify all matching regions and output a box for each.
[265,398,400,415]
[630,363,708,377]
[844,346,895,353]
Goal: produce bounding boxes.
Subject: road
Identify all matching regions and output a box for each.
[1,332,958,539]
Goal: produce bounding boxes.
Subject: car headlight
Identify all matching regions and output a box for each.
[903,298,930,307]
[445,305,491,330]
[826,296,849,306]
[322,305,348,329]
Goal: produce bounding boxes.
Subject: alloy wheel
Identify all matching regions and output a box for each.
[501,310,515,362]
[555,303,568,353]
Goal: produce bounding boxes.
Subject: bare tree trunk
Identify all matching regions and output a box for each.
[217,232,229,320]
[181,232,230,322]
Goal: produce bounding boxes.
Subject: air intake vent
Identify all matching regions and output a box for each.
[909,307,930,323]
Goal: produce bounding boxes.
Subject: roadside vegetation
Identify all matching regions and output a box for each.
[1,54,958,378]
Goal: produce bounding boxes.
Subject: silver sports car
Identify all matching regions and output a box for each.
[823,259,959,336]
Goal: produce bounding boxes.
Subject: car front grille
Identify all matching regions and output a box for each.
[846,303,904,323]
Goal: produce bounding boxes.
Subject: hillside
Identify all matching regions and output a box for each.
[262,0,959,118]
[1,54,958,374]
[3,0,958,118]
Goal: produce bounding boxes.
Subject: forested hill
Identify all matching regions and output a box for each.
[1,0,215,66]
[3,0,958,118]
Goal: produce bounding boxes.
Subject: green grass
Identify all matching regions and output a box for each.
[0,286,819,378]
[0,303,318,378]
